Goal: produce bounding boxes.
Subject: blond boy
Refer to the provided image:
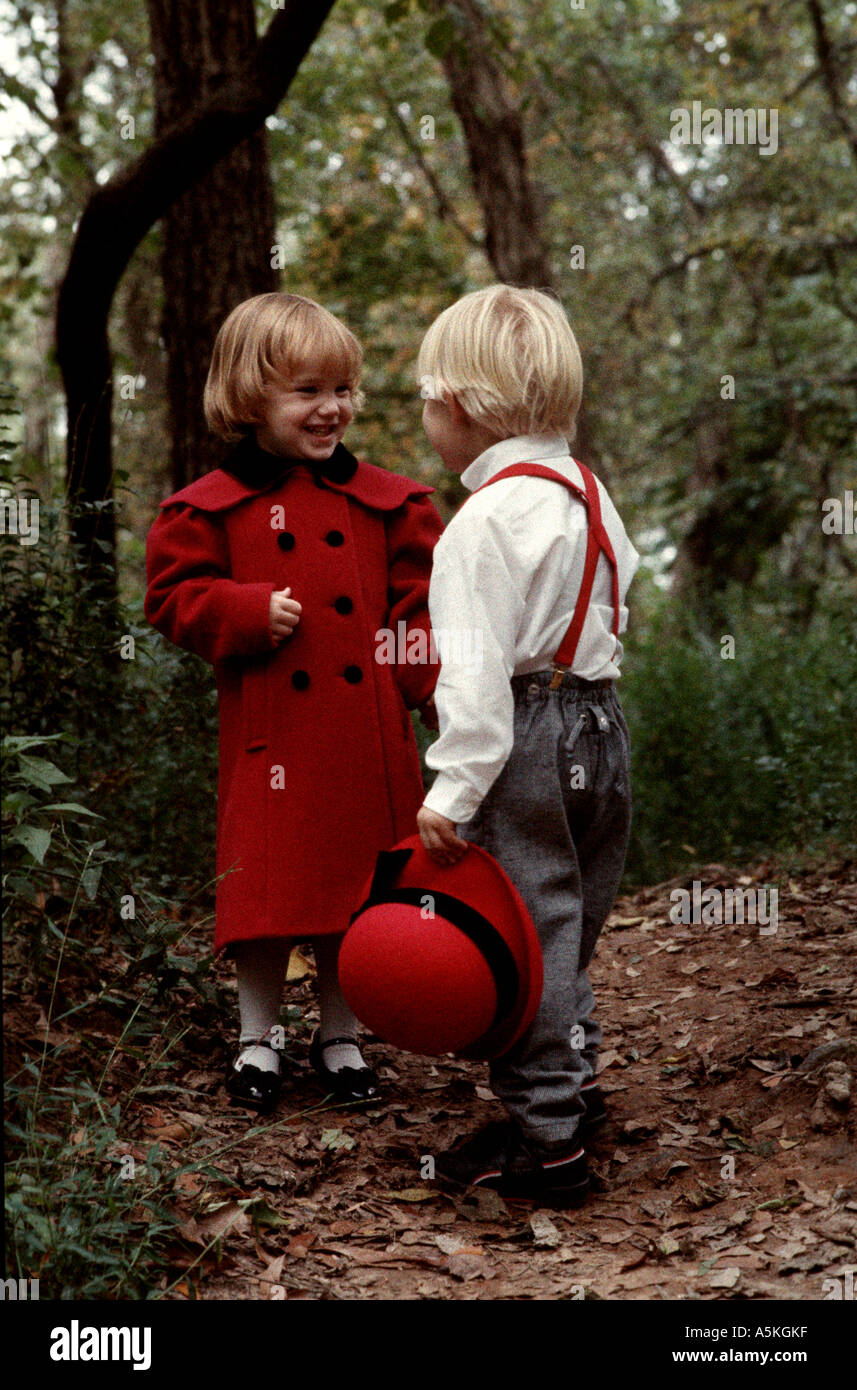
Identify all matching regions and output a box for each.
[416,285,639,1205]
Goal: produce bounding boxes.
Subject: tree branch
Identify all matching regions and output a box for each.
[55,0,336,600]
[377,79,483,249]
[822,248,857,324]
[614,239,734,330]
[584,53,706,225]
[57,0,336,341]
[616,234,857,330]
[806,0,857,168]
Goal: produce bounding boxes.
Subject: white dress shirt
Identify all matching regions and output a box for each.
[422,434,640,824]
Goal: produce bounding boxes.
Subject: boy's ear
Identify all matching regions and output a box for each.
[442,389,469,425]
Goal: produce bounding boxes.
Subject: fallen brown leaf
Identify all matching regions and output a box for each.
[181,1201,251,1244]
[709,1266,741,1288]
[383,1188,438,1203]
[286,1232,316,1257]
[448,1246,493,1281]
[529,1212,562,1247]
[259,1254,285,1287]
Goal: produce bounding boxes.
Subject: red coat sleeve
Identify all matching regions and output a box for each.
[385,493,445,709]
[144,503,279,664]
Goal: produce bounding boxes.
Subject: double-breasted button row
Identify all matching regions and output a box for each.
[276,529,345,550]
[291,664,364,690]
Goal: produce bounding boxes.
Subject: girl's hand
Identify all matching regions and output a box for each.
[270,587,301,642]
[417,806,469,865]
[419,696,439,731]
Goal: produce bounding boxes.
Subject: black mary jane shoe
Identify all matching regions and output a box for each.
[225,1042,281,1115]
[308,1030,380,1104]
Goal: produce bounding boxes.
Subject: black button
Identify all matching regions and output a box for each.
[334,596,353,615]
[325,529,345,547]
[291,670,310,690]
[344,665,363,684]
[277,532,295,551]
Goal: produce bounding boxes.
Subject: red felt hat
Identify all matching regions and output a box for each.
[338,835,543,1060]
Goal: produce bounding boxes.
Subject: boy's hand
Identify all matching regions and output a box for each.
[417,806,469,865]
[269,587,301,642]
[418,696,439,731]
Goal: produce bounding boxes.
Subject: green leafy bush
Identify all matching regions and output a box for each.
[620,594,857,882]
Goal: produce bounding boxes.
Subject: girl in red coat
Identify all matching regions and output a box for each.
[145,293,443,1112]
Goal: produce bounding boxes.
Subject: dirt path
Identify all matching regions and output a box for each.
[124,857,854,1301]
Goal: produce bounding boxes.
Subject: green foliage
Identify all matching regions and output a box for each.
[1,465,236,1300]
[1,464,263,1300]
[620,593,857,883]
[3,734,94,867]
[1,728,112,976]
[7,0,856,598]
[0,479,219,888]
[2,721,237,1299]
[5,1076,185,1300]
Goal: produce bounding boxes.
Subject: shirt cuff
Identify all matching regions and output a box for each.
[422,775,484,826]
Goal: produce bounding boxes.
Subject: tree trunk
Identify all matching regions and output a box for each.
[433,0,553,289]
[148,0,278,490]
[670,404,735,606]
[431,0,603,472]
[55,0,336,606]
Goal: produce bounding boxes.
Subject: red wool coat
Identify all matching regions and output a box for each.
[144,455,444,954]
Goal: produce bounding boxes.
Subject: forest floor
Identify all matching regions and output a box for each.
[6,857,856,1301]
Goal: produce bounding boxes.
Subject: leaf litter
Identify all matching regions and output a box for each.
[10,857,850,1301]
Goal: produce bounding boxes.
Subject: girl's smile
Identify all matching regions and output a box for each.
[255,371,355,459]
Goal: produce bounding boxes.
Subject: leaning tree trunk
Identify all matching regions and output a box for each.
[432,0,602,471]
[433,0,552,288]
[148,0,278,490]
[55,0,336,611]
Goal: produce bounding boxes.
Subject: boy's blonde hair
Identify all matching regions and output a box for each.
[204,292,364,441]
[417,284,583,440]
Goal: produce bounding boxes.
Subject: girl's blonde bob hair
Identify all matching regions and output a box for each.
[204,292,364,441]
[417,284,583,440]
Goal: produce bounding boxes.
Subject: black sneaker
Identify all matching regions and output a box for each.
[433,1120,590,1208]
[579,1082,607,1131]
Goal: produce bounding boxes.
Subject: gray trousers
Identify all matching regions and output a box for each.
[458,669,632,1145]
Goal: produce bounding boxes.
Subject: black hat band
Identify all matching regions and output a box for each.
[349,885,519,1029]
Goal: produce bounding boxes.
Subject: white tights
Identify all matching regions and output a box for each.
[233,936,364,1073]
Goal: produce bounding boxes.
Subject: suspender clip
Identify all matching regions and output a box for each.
[548,664,568,692]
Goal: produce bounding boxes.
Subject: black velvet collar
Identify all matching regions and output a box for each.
[221,436,359,490]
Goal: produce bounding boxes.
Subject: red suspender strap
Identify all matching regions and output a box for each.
[471,461,621,688]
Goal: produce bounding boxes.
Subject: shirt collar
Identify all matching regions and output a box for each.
[460,434,571,493]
